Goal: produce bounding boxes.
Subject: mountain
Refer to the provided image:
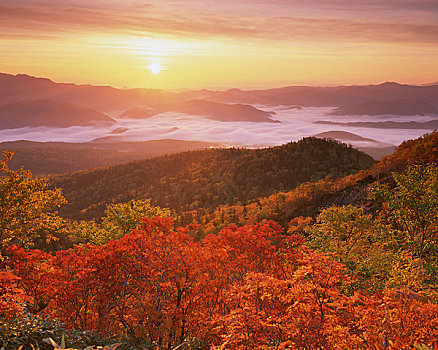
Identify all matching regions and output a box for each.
[0,73,180,113]
[2,73,438,114]
[314,131,381,142]
[2,139,223,175]
[120,99,278,123]
[193,82,438,108]
[330,99,438,116]
[51,137,375,219]
[314,119,438,130]
[119,107,158,119]
[313,131,396,160]
[422,82,438,87]
[193,131,438,232]
[0,100,115,130]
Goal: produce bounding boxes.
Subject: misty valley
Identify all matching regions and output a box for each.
[1,72,438,350]
[1,73,438,176]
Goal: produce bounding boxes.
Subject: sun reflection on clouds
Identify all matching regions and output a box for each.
[94,36,210,58]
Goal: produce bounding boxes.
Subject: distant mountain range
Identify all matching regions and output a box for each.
[195,81,438,108]
[0,99,115,129]
[315,120,438,130]
[330,99,438,116]
[1,73,438,130]
[0,73,178,112]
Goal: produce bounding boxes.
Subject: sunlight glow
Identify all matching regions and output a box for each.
[147,63,163,74]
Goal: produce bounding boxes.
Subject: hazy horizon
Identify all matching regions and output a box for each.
[4,71,437,92]
[2,71,437,92]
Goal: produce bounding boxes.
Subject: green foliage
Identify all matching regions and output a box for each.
[371,164,438,259]
[0,313,199,350]
[190,131,438,236]
[370,164,438,297]
[307,205,395,292]
[0,314,108,349]
[72,199,171,245]
[0,151,66,253]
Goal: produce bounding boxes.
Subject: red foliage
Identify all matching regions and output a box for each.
[8,217,438,349]
[0,268,28,318]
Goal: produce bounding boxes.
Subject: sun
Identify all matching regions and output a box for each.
[147,63,162,74]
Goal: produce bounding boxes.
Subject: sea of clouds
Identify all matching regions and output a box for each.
[0,106,433,147]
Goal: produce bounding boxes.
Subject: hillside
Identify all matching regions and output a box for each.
[52,137,374,219]
[313,131,396,160]
[191,131,438,234]
[315,119,438,130]
[0,99,115,129]
[1,139,223,175]
[120,99,278,123]
[3,132,438,349]
[330,99,438,116]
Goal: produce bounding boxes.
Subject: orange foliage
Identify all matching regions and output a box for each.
[372,130,438,177]
[0,268,28,318]
[8,217,438,349]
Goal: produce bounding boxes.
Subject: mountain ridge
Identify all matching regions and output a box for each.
[51,137,375,219]
[2,72,438,111]
[0,99,115,130]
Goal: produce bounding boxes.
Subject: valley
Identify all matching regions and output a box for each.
[1,74,437,167]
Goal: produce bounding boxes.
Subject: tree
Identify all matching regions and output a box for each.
[371,164,438,260]
[0,151,66,254]
[307,205,394,292]
[371,164,438,296]
[0,269,27,318]
[72,199,172,245]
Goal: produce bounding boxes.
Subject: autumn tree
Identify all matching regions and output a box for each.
[307,205,394,292]
[212,250,356,349]
[371,164,438,296]
[371,164,438,260]
[71,198,171,245]
[0,151,66,253]
[0,269,27,318]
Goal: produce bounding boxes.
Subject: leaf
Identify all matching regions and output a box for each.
[43,338,60,348]
[105,344,122,350]
[60,334,65,349]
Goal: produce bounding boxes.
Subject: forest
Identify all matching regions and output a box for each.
[1,131,438,349]
[52,137,374,220]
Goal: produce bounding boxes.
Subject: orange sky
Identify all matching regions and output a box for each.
[1,0,438,89]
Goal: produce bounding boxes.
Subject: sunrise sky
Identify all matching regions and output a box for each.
[1,0,438,89]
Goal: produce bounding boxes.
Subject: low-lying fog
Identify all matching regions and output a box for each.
[2,106,433,147]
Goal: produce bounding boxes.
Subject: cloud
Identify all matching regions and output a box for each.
[0,106,428,148]
[0,0,437,45]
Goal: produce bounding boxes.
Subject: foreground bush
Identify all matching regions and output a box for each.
[0,314,109,350]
